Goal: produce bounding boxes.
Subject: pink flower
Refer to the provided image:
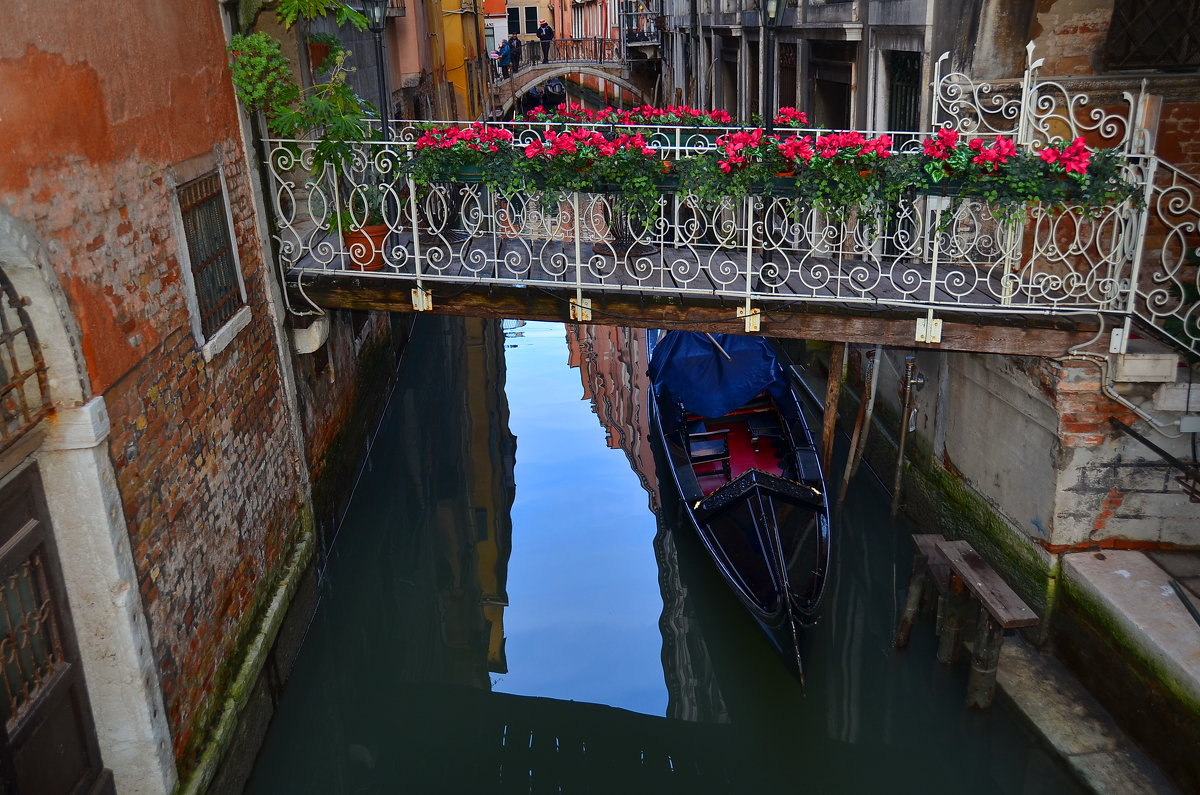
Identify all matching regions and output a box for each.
[774,107,809,126]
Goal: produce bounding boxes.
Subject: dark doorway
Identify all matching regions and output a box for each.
[809,40,854,128]
[779,42,798,110]
[720,41,739,117]
[0,465,113,794]
[887,50,923,132]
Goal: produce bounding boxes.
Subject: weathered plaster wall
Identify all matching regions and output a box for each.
[1053,361,1199,548]
[1,0,310,778]
[888,351,1197,551]
[1027,0,1115,76]
[942,354,1060,543]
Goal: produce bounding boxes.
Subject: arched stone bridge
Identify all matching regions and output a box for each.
[489,39,648,115]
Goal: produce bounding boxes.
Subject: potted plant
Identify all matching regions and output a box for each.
[409,123,518,188]
[517,128,664,255]
[519,128,662,204]
[326,181,391,271]
[306,32,342,73]
[675,128,784,207]
[915,128,1141,217]
[227,8,399,267]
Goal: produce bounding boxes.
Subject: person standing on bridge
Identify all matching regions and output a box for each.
[509,34,523,74]
[497,37,512,78]
[536,19,554,64]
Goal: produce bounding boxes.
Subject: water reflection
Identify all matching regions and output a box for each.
[494,320,666,715]
[247,316,1081,794]
[565,323,730,725]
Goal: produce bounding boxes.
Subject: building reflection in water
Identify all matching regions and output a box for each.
[373,314,517,689]
[564,323,730,725]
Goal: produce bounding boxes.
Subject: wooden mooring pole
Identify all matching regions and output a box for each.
[890,355,918,517]
[821,342,846,472]
[838,345,880,506]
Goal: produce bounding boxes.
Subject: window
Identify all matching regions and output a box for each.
[0,268,52,457]
[524,7,538,33]
[507,8,519,35]
[1104,0,1200,71]
[176,170,247,348]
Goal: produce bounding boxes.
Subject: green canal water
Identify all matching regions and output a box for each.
[245,315,1082,794]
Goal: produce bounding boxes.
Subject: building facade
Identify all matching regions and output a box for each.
[1,1,416,791]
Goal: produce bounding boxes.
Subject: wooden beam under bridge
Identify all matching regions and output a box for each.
[292,274,1102,358]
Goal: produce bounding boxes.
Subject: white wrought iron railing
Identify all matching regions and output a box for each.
[265,45,1199,357]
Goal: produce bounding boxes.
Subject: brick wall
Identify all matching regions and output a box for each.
[1,0,310,772]
[290,310,410,544]
[1158,102,1200,176]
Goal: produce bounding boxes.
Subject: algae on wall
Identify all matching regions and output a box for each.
[1054,575,1200,793]
[828,350,1056,614]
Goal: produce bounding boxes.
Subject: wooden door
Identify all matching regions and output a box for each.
[0,465,112,794]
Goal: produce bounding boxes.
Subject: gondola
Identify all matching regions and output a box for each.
[647,330,832,681]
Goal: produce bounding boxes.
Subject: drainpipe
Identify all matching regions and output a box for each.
[1057,310,1190,439]
[689,0,699,106]
[1062,350,1188,440]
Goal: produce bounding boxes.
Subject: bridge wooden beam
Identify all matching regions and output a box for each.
[292,275,1101,358]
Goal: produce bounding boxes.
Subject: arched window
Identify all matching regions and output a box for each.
[0,267,52,458]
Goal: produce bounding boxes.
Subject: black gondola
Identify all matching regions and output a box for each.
[648,331,832,681]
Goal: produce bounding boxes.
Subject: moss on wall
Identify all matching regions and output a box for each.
[176,504,314,781]
[831,353,1199,792]
[1054,576,1200,793]
[837,378,1055,614]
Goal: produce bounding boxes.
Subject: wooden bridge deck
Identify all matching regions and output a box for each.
[289,231,1100,357]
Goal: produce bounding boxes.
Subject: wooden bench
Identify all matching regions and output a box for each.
[688,428,730,480]
[895,535,1039,709]
[746,414,783,452]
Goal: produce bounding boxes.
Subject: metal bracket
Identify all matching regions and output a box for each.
[916,315,943,343]
[570,297,592,322]
[739,306,761,333]
[411,287,432,312]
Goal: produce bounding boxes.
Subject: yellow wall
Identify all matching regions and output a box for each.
[438,0,488,118]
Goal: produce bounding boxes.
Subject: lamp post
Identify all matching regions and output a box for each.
[363,0,390,140]
[762,0,782,133]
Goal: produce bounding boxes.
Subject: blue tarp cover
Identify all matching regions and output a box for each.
[649,332,783,418]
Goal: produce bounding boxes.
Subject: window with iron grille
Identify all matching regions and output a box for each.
[177,171,244,340]
[0,269,52,459]
[1104,0,1200,71]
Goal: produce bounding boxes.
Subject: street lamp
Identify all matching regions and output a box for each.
[363,0,391,140]
[762,0,782,133]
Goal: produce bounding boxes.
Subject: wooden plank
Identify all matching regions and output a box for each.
[293,274,1101,357]
[936,540,1039,629]
[913,533,949,594]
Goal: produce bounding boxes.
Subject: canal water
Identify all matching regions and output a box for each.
[246,315,1082,794]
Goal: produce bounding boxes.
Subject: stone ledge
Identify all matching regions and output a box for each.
[998,635,1182,794]
[1062,550,1200,711]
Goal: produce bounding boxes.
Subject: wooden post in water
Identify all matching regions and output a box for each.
[838,345,879,505]
[890,356,917,517]
[821,342,846,472]
[937,573,970,665]
[966,609,1005,708]
[894,553,928,649]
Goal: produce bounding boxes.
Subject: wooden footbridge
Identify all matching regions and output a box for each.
[269,51,1200,361]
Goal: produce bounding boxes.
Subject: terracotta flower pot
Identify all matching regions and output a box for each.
[307,42,331,72]
[343,224,388,271]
